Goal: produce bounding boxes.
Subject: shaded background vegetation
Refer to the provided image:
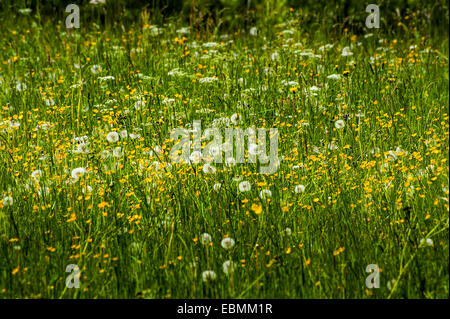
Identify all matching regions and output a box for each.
[0,0,448,39]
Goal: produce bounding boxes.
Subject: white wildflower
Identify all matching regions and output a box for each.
[221,237,235,249]
[238,181,251,192]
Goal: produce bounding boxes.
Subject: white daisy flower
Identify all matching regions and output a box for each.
[134,100,145,110]
[271,52,280,61]
[176,27,190,35]
[199,77,218,84]
[327,74,341,80]
[341,47,353,56]
[90,65,102,74]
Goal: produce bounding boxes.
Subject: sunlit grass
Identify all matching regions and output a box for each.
[0,5,448,299]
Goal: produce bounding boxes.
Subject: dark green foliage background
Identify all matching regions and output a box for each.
[0,0,448,37]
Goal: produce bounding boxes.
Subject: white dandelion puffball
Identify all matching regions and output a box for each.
[189,151,202,164]
[106,131,119,143]
[223,260,237,275]
[420,238,433,247]
[238,181,251,192]
[284,227,292,236]
[248,143,260,156]
[233,175,243,182]
[208,144,221,157]
[202,163,216,174]
[213,183,222,191]
[76,142,89,154]
[101,150,111,159]
[71,167,86,181]
[260,189,272,199]
[294,184,305,194]
[119,130,128,138]
[230,113,241,125]
[113,147,123,158]
[2,196,13,206]
[249,26,258,36]
[335,120,345,129]
[221,237,235,249]
[200,233,212,245]
[221,142,233,153]
[225,157,236,167]
[202,270,217,282]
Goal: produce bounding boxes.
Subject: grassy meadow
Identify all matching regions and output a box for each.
[0,1,448,299]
